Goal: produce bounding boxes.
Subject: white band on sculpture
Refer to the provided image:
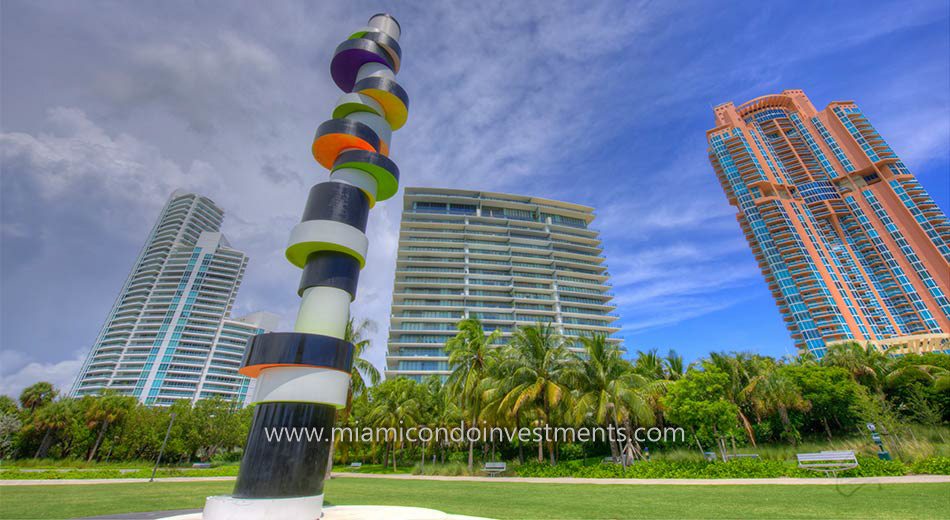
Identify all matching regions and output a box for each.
[344,110,392,147]
[330,167,380,205]
[203,495,324,520]
[368,14,400,40]
[253,366,350,407]
[294,286,351,338]
[334,92,384,117]
[356,62,395,83]
[286,219,369,268]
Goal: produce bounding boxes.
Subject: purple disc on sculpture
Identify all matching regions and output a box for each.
[330,39,394,92]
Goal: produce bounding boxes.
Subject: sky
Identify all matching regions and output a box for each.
[1,0,948,398]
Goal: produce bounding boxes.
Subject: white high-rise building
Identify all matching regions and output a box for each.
[386,187,620,381]
[71,191,278,406]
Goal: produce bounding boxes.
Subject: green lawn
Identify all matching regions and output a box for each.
[0,479,947,519]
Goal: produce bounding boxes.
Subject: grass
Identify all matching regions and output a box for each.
[653,425,950,463]
[0,479,947,519]
[331,462,414,474]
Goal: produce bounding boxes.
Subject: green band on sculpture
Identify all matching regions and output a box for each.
[286,241,366,269]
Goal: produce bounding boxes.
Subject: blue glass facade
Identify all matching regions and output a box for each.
[709,91,949,357]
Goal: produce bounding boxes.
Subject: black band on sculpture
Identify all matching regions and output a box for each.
[298,251,361,298]
[315,119,381,151]
[301,182,370,232]
[333,149,400,183]
[233,402,336,498]
[240,332,355,376]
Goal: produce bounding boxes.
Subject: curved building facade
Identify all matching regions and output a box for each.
[71,191,278,405]
[708,90,950,358]
[387,187,620,381]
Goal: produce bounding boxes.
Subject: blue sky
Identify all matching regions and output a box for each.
[1,0,948,396]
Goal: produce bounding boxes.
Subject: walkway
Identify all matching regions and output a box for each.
[2,473,948,486]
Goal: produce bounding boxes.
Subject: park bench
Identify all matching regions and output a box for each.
[725,454,760,461]
[349,462,362,469]
[481,462,506,477]
[602,456,619,464]
[703,451,717,462]
[796,450,858,477]
[191,462,212,469]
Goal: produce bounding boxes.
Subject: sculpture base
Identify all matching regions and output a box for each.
[163,505,491,519]
[202,495,324,519]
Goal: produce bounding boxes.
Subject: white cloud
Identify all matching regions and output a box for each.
[0,350,84,398]
[98,33,281,133]
[1,106,220,240]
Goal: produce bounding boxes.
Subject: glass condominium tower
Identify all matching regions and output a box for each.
[708,90,950,358]
[71,191,278,406]
[386,187,620,381]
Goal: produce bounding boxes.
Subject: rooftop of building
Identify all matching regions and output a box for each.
[403,186,596,222]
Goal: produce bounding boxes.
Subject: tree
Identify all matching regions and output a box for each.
[745,368,810,444]
[633,349,665,380]
[779,364,863,439]
[326,318,381,478]
[498,323,570,464]
[664,350,685,381]
[343,318,381,420]
[0,395,19,416]
[704,352,766,446]
[31,400,75,458]
[420,377,460,464]
[566,334,654,462]
[0,412,21,460]
[19,382,56,413]
[821,342,888,391]
[365,378,424,471]
[664,368,740,459]
[445,318,501,471]
[189,397,243,461]
[83,392,135,461]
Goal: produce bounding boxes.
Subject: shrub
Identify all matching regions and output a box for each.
[515,456,916,479]
[559,444,585,461]
[911,456,950,475]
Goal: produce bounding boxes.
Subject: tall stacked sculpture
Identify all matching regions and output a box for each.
[204,13,407,519]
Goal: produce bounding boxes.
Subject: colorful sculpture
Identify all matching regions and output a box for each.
[203,13,407,519]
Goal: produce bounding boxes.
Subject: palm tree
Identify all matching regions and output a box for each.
[498,323,570,464]
[326,318,380,478]
[445,318,502,472]
[31,400,74,458]
[633,349,665,380]
[423,377,460,464]
[705,352,763,447]
[342,318,381,420]
[745,369,810,444]
[821,342,888,391]
[567,334,654,462]
[663,350,685,380]
[84,392,135,461]
[365,379,424,471]
[19,382,56,413]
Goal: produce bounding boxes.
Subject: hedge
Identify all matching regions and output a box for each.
[514,456,935,479]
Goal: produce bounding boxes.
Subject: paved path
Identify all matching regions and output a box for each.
[2,473,948,486]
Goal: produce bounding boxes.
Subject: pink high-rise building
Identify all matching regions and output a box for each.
[707,90,949,358]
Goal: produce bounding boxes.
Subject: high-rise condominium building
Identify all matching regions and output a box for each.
[71,191,279,406]
[708,90,950,358]
[386,187,620,381]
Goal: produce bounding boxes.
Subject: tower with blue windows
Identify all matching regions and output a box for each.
[71,190,277,405]
[708,90,950,358]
